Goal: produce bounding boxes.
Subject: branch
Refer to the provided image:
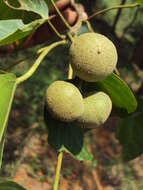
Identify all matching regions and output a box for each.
[51,0,71,30]
[48,20,66,40]
[88,3,139,20]
[16,40,66,85]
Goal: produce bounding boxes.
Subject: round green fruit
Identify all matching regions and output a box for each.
[69,32,118,82]
[77,92,112,127]
[45,80,84,122]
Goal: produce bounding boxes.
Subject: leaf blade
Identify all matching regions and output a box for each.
[0,19,45,46]
[0,73,16,143]
[4,0,49,19]
[85,73,137,113]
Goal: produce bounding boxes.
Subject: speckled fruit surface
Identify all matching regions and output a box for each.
[78,92,112,127]
[45,80,84,122]
[70,32,118,82]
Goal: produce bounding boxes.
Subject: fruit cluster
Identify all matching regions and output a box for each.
[45,32,118,128]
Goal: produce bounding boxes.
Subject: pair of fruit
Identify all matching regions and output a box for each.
[45,80,112,127]
[45,32,118,127]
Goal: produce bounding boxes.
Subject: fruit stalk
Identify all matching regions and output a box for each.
[47,20,65,40]
[68,64,73,79]
[52,45,73,190]
[51,0,71,30]
[53,151,63,190]
[50,0,74,42]
[16,40,66,85]
[84,20,94,32]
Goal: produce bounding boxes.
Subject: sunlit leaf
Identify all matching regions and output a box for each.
[0,0,41,22]
[0,19,45,46]
[0,73,16,143]
[4,0,49,19]
[83,73,137,113]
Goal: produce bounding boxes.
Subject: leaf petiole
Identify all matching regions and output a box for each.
[16,40,66,85]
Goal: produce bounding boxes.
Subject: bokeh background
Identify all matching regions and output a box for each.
[1,0,143,189]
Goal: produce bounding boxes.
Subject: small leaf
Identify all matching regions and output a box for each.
[0,19,45,46]
[84,73,137,113]
[116,113,143,161]
[0,73,16,143]
[4,0,49,19]
[0,181,26,190]
[74,143,93,161]
[44,106,93,161]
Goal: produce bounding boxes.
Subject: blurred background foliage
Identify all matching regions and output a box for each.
[1,0,143,189]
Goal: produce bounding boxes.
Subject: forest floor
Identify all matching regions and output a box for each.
[1,116,143,190]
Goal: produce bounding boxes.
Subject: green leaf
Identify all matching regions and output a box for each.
[0,0,41,22]
[84,73,137,113]
[44,106,93,161]
[74,143,93,161]
[0,0,21,20]
[0,181,26,190]
[0,19,45,46]
[137,0,143,6]
[0,73,16,143]
[0,129,5,168]
[116,113,143,161]
[4,0,49,19]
